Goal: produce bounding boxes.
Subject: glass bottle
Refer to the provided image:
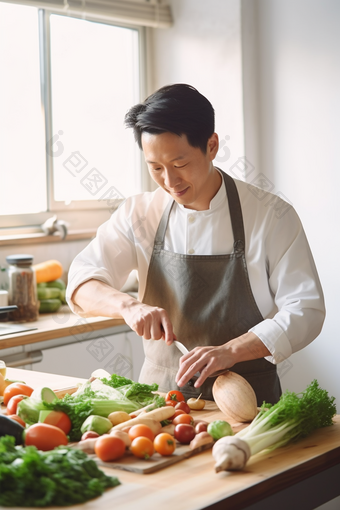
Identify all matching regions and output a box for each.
[6,254,39,322]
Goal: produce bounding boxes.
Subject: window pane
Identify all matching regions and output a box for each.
[0,3,46,216]
[50,15,141,204]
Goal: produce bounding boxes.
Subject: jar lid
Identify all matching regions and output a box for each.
[6,254,34,265]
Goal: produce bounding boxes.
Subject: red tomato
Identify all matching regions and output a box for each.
[8,414,26,427]
[195,422,208,434]
[175,401,191,414]
[171,409,186,420]
[6,395,26,415]
[3,383,34,406]
[24,423,68,451]
[166,390,185,403]
[95,435,125,462]
[174,424,196,444]
[81,431,100,441]
[130,437,154,459]
[173,414,194,426]
[165,400,178,408]
[128,424,154,442]
[154,433,176,456]
[42,411,72,435]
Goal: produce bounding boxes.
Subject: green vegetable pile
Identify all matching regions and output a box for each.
[0,436,120,507]
[17,374,162,441]
[100,374,159,407]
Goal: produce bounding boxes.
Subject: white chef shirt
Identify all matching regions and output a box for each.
[66,173,325,365]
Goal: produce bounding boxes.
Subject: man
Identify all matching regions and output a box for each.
[67,84,325,405]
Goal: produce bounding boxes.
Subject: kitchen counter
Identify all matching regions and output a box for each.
[3,368,340,510]
[0,308,130,368]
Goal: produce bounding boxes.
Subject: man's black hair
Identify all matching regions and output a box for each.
[124,84,215,154]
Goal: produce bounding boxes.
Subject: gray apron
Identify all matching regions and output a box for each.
[139,170,281,406]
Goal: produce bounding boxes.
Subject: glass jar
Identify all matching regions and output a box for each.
[6,254,39,322]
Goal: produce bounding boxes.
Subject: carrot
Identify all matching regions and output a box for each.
[33,260,63,283]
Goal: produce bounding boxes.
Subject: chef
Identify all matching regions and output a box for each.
[66,84,325,405]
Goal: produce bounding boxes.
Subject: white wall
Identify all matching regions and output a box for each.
[241,0,340,411]
[148,0,245,174]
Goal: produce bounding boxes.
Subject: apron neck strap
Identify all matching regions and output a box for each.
[220,170,246,253]
[154,169,246,254]
[154,198,174,249]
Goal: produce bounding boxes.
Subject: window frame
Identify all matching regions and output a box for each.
[0,6,148,231]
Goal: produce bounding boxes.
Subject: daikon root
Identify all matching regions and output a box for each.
[212,436,251,472]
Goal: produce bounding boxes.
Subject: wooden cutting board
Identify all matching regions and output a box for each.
[87,440,214,474]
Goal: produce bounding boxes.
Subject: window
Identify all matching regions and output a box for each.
[0,1,144,229]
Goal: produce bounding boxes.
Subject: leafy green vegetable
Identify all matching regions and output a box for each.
[0,436,120,507]
[236,379,337,456]
[18,383,139,441]
[18,374,162,441]
[207,420,233,440]
[101,374,135,388]
[45,389,138,441]
[100,374,159,407]
[145,395,166,410]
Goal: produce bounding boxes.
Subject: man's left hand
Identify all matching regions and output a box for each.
[175,344,234,388]
[175,332,272,388]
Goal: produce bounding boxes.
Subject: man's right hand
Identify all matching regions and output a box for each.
[71,279,175,345]
[120,301,175,345]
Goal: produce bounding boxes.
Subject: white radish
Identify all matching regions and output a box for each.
[129,403,157,416]
[161,424,175,436]
[136,406,175,422]
[112,416,162,436]
[187,394,206,410]
[110,429,131,448]
[74,436,102,453]
[212,436,251,472]
[189,432,214,450]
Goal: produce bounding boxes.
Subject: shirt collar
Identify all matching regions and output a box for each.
[176,167,226,214]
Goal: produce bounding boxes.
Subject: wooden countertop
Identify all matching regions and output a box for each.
[3,368,340,510]
[0,307,127,350]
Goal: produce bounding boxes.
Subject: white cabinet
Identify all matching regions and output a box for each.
[33,331,145,381]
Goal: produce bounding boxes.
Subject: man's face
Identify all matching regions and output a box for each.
[141,131,220,211]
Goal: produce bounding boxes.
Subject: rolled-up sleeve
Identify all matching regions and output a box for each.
[249,202,325,364]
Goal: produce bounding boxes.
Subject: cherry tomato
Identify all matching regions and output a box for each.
[174,424,196,444]
[6,395,26,415]
[81,431,100,441]
[171,410,186,420]
[94,435,125,462]
[195,422,208,434]
[24,423,68,451]
[128,424,154,442]
[173,414,194,426]
[130,436,154,460]
[165,400,178,408]
[41,411,72,435]
[7,414,26,427]
[154,433,176,456]
[175,401,191,414]
[166,390,185,403]
[3,383,34,406]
